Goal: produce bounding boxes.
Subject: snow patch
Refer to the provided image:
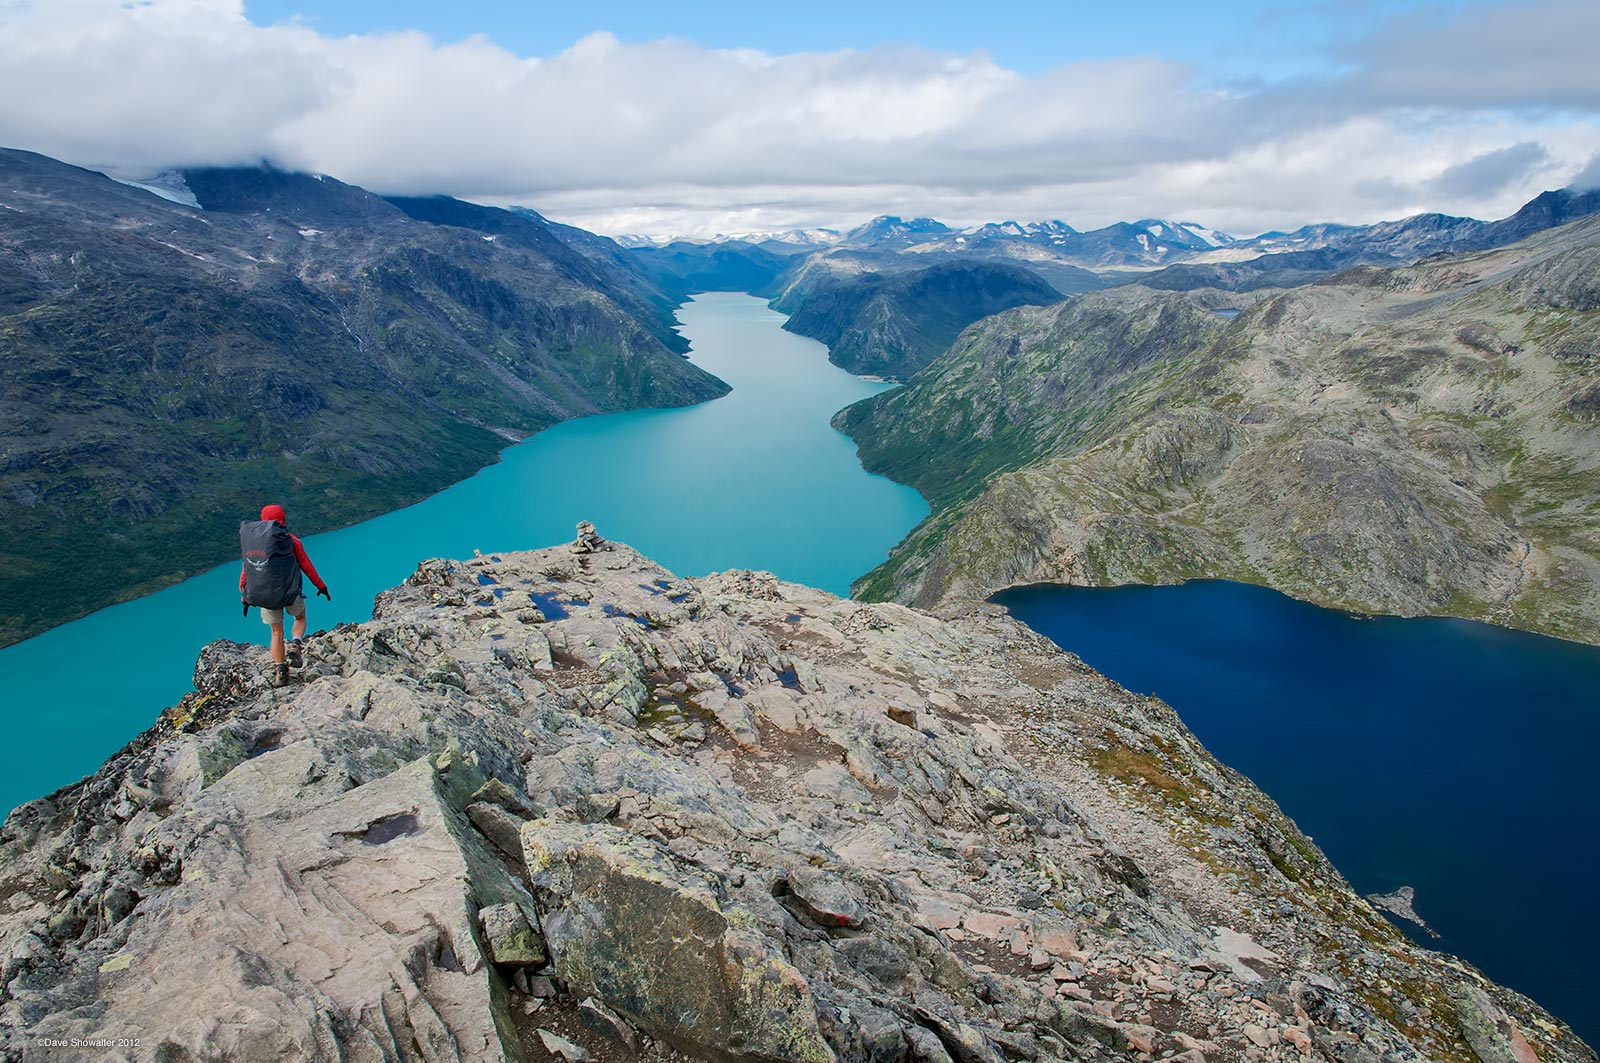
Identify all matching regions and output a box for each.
[699,227,841,246]
[298,228,323,237]
[1178,222,1234,247]
[482,234,496,241]
[106,171,201,209]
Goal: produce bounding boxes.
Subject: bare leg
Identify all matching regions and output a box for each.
[270,621,286,664]
[292,613,308,642]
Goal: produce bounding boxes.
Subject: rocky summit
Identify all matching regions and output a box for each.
[0,534,1589,1063]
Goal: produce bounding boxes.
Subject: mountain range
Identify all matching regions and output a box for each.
[627,187,1600,277]
[2,144,1597,1062]
[614,187,1600,383]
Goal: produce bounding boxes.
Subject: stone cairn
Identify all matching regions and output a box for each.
[569,520,608,554]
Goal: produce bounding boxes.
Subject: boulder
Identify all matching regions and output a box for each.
[467,801,528,859]
[522,821,836,1063]
[539,1028,595,1062]
[479,902,546,968]
[11,756,520,1059]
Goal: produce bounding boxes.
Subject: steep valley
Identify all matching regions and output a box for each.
[836,214,1600,644]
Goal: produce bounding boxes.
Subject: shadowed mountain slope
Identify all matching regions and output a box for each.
[771,259,1066,379]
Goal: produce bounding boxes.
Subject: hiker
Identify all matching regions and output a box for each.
[239,503,330,687]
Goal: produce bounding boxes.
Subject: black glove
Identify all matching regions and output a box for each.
[317,586,331,600]
[242,601,250,616]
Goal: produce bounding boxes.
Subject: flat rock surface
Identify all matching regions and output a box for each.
[0,541,1589,1063]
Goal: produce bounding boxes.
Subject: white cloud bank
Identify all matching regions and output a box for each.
[1,0,1597,237]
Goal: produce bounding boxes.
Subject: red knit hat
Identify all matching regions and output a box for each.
[260,503,288,523]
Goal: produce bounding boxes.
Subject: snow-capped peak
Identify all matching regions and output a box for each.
[710,227,842,246]
[1176,221,1236,247]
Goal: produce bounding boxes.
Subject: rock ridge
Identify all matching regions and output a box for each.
[0,539,1588,1063]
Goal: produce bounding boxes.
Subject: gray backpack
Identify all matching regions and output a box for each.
[240,520,303,610]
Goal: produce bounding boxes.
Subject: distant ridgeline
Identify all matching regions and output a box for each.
[0,148,728,646]
[834,212,1600,644]
[626,187,1600,381]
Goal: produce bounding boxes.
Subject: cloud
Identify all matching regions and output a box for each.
[1338,0,1600,111]
[0,0,1596,237]
[1571,151,1600,190]
[1427,141,1551,197]
[0,0,331,170]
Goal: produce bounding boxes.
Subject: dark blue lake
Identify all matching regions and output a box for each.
[996,579,1600,1043]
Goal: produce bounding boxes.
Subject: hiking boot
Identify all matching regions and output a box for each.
[272,662,290,688]
[286,639,303,668]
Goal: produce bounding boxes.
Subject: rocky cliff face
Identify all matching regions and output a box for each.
[772,260,1066,380]
[836,216,1600,644]
[0,538,1587,1062]
[0,149,728,646]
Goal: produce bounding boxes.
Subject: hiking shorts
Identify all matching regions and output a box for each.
[260,595,307,627]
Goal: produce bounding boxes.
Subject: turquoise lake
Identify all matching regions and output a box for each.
[0,292,927,815]
[997,579,1600,1043]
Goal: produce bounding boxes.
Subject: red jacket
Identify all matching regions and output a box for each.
[240,530,326,597]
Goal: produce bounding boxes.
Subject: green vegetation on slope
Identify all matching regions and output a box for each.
[837,218,1600,644]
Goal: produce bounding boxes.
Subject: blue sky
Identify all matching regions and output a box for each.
[2,0,1595,237]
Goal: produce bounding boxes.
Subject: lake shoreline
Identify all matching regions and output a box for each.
[986,573,1600,649]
